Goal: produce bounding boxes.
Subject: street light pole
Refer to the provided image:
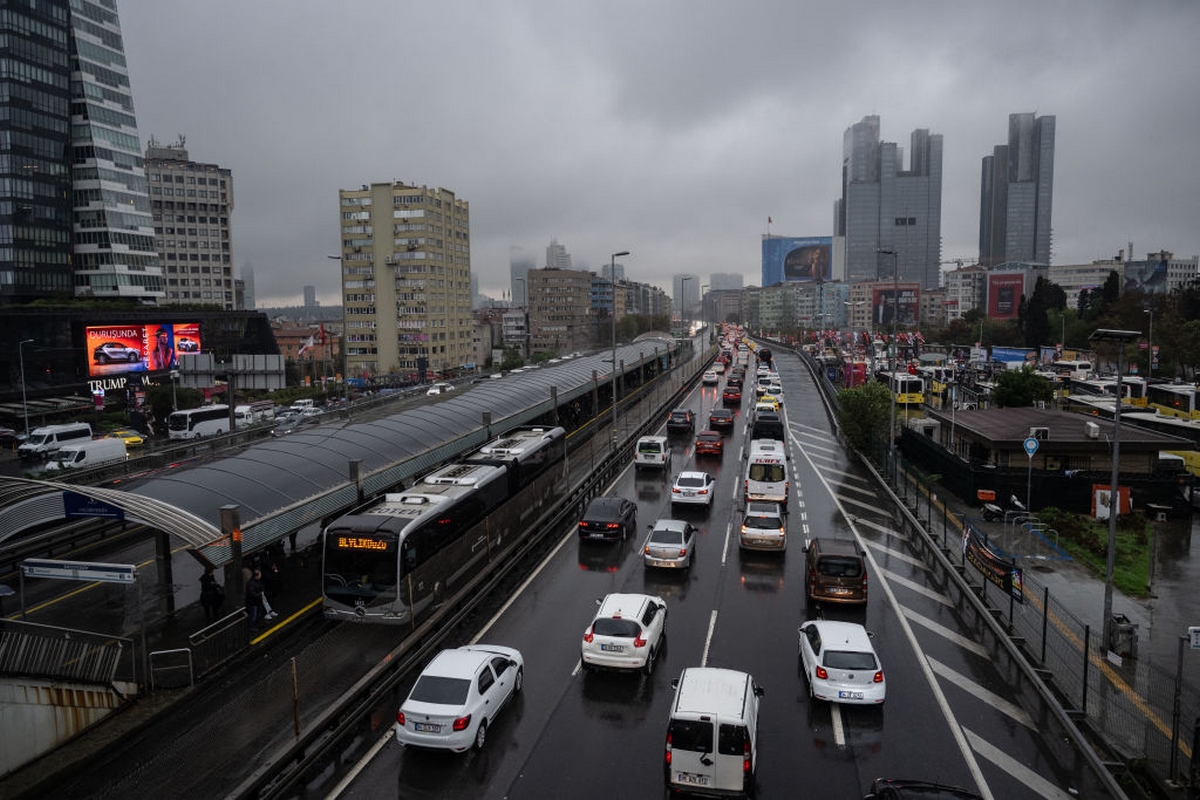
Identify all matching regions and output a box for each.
[1090,328,1141,652]
[611,250,630,450]
[18,338,34,438]
[878,249,899,473]
[1145,308,1153,379]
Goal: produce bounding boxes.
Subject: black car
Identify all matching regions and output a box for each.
[709,408,735,430]
[666,408,695,433]
[726,373,744,389]
[578,496,638,541]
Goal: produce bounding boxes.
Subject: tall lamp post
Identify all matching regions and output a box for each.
[610,250,630,450]
[701,284,709,341]
[1090,328,1141,652]
[877,248,899,473]
[1144,308,1154,379]
[18,338,34,438]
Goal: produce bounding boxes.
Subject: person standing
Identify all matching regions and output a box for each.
[244,569,264,628]
[200,567,223,621]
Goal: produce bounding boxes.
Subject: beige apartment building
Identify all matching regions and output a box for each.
[337,182,472,380]
[527,267,593,355]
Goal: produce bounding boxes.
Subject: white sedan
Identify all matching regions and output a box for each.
[394,645,523,752]
[702,370,719,385]
[797,620,885,705]
[671,470,716,508]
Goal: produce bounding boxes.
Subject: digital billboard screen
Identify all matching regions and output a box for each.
[870,284,919,328]
[86,322,201,378]
[762,236,832,285]
[986,273,1026,319]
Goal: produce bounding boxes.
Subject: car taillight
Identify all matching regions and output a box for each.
[678,547,687,557]
[583,626,594,644]
[698,487,709,495]
[672,486,681,494]
[863,572,869,596]
[453,714,471,732]
[396,711,406,726]
[665,732,673,765]
[743,740,752,773]
[815,665,828,680]
[634,633,647,648]
[873,670,884,683]
[605,522,619,529]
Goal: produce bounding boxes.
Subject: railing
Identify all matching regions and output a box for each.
[0,618,132,685]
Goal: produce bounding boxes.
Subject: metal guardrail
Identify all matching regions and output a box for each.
[0,618,131,686]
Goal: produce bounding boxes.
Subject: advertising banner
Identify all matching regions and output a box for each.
[761,236,832,285]
[962,524,1024,603]
[986,273,1026,319]
[86,322,201,378]
[870,283,920,327]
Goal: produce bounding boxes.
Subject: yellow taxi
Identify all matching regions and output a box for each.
[107,429,145,448]
[758,394,781,412]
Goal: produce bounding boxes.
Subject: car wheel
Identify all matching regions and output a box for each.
[473,719,487,751]
[127,353,140,363]
[97,354,109,364]
[514,667,523,694]
[643,644,656,676]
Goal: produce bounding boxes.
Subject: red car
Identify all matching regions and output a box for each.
[695,430,724,456]
[722,387,742,406]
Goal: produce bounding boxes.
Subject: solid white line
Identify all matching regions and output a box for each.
[700,610,718,667]
[830,702,846,747]
[928,659,1035,730]
[901,608,990,658]
[325,727,396,800]
[963,727,1075,799]
[472,519,578,643]
[721,522,732,567]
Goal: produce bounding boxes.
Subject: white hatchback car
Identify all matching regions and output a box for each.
[671,471,716,508]
[426,382,455,396]
[702,370,719,385]
[394,645,523,752]
[797,620,885,705]
[581,593,667,674]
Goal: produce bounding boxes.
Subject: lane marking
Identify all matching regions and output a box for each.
[830,702,846,747]
[701,610,718,667]
[826,479,878,498]
[963,727,1075,799]
[901,607,990,658]
[928,659,1035,730]
[865,542,928,570]
[851,516,907,540]
[721,522,732,567]
[879,568,952,607]
[838,495,892,515]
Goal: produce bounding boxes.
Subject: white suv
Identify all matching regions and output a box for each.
[581,593,667,674]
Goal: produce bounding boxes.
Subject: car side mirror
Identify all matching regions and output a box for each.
[754,686,765,697]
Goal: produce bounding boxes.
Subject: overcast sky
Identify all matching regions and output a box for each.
[118,1,1199,308]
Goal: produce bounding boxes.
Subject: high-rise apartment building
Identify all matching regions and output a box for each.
[144,139,235,308]
[979,113,1056,267]
[528,267,593,355]
[337,182,472,379]
[545,238,572,270]
[1,0,160,303]
[834,115,943,290]
[303,285,317,307]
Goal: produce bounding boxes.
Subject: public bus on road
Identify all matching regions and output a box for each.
[168,404,232,440]
[876,370,925,406]
[1146,383,1200,420]
[321,426,567,625]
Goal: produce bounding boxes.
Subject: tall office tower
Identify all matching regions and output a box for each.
[303,285,317,308]
[337,182,472,379]
[601,261,625,282]
[545,238,572,269]
[979,113,1056,267]
[834,115,943,289]
[69,1,163,301]
[0,1,74,304]
[673,273,700,319]
[510,245,535,305]
[241,262,256,309]
[710,273,743,292]
[144,139,236,308]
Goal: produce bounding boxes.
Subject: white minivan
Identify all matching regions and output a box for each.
[635,435,671,470]
[744,439,789,509]
[17,422,93,460]
[45,437,126,471]
[664,667,764,797]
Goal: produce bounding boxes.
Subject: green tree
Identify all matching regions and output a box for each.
[837,380,892,453]
[500,346,524,371]
[992,366,1054,408]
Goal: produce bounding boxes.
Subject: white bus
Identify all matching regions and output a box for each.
[168,404,232,440]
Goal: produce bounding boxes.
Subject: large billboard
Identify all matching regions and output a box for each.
[86,322,201,378]
[986,273,1026,319]
[870,283,920,328]
[762,236,832,285]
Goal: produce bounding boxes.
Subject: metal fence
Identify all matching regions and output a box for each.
[0,618,132,685]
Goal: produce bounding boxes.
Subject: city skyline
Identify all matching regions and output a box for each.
[115,1,1199,307]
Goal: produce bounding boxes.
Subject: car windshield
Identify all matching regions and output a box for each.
[409,674,471,705]
[822,650,877,670]
[650,528,685,545]
[748,464,785,482]
[677,475,706,488]
[593,618,641,638]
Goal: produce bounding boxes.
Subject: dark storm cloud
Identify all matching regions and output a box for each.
[119,0,1199,305]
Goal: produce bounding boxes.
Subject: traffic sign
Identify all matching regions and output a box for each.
[1023,437,1039,457]
[1190,626,1200,650]
[22,558,136,584]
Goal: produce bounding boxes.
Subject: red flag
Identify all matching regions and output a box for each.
[319,322,326,344]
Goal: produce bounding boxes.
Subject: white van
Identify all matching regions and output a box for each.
[744,439,789,509]
[235,400,277,428]
[664,667,764,797]
[17,422,94,461]
[45,437,126,471]
[289,398,316,413]
[635,435,672,470]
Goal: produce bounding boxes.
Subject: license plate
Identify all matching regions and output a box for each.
[588,533,606,539]
[684,491,695,497]
[675,772,710,786]
[830,588,852,595]
[413,722,441,732]
[600,643,624,652]
[838,690,864,700]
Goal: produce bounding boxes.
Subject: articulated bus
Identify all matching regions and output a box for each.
[1068,376,1148,407]
[1146,383,1200,420]
[168,404,232,440]
[915,365,954,406]
[876,371,925,405]
[321,426,567,624]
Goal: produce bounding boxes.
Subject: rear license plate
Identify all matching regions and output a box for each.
[413,722,441,733]
[675,772,710,786]
[600,643,624,652]
[588,532,606,539]
[684,491,696,497]
[838,690,864,700]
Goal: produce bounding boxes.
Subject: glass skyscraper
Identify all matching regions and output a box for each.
[979,113,1056,267]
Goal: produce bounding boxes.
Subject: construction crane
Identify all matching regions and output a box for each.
[938,258,972,269]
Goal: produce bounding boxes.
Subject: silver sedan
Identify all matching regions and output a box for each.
[642,519,698,570]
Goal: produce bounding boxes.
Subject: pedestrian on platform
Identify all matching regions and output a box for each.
[245,569,264,628]
[200,567,224,621]
[263,562,282,618]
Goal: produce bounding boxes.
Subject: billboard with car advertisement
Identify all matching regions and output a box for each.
[761,236,832,285]
[85,323,201,378]
[870,283,920,328]
[986,273,1026,319]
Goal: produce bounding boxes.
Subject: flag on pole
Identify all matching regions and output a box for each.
[318,322,327,344]
[298,334,316,357]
